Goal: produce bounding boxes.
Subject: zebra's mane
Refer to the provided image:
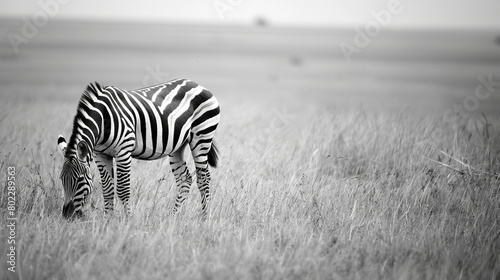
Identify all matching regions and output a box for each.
[65,82,104,158]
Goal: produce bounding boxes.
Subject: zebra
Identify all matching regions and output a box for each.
[56,79,220,219]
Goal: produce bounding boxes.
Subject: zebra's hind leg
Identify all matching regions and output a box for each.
[190,142,214,219]
[195,166,211,219]
[169,148,193,214]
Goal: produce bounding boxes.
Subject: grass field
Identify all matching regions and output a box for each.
[1,20,500,279]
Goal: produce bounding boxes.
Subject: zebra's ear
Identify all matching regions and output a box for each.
[57,135,67,156]
[76,141,92,163]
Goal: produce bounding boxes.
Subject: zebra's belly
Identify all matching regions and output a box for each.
[131,142,172,160]
[131,152,169,160]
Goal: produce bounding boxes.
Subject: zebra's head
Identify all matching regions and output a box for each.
[57,136,94,219]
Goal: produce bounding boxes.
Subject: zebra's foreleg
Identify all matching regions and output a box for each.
[95,153,115,214]
[116,151,132,216]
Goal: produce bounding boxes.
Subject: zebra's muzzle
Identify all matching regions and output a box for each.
[62,201,83,219]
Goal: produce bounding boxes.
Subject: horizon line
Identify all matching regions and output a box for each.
[1,15,499,33]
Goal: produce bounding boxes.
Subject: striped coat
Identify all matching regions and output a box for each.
[58,79,220,219]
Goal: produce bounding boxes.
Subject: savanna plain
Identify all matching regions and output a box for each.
[1,20,500,279]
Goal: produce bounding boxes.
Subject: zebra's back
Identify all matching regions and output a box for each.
[102,79,220,160]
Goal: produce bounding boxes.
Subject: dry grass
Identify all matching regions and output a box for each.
[1,88,500,280]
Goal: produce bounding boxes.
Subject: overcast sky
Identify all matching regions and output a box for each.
[1,0,499,29]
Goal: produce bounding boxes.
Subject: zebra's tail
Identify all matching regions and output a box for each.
[207,141,219,168]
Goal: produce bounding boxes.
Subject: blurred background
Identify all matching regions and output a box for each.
[0,0,499,116]
[1,3,500,278]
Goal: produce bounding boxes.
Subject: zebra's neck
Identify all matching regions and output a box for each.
[64,83,103,158]
[64,117,98,159]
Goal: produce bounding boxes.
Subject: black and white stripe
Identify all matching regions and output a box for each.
[58,79,220,218]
